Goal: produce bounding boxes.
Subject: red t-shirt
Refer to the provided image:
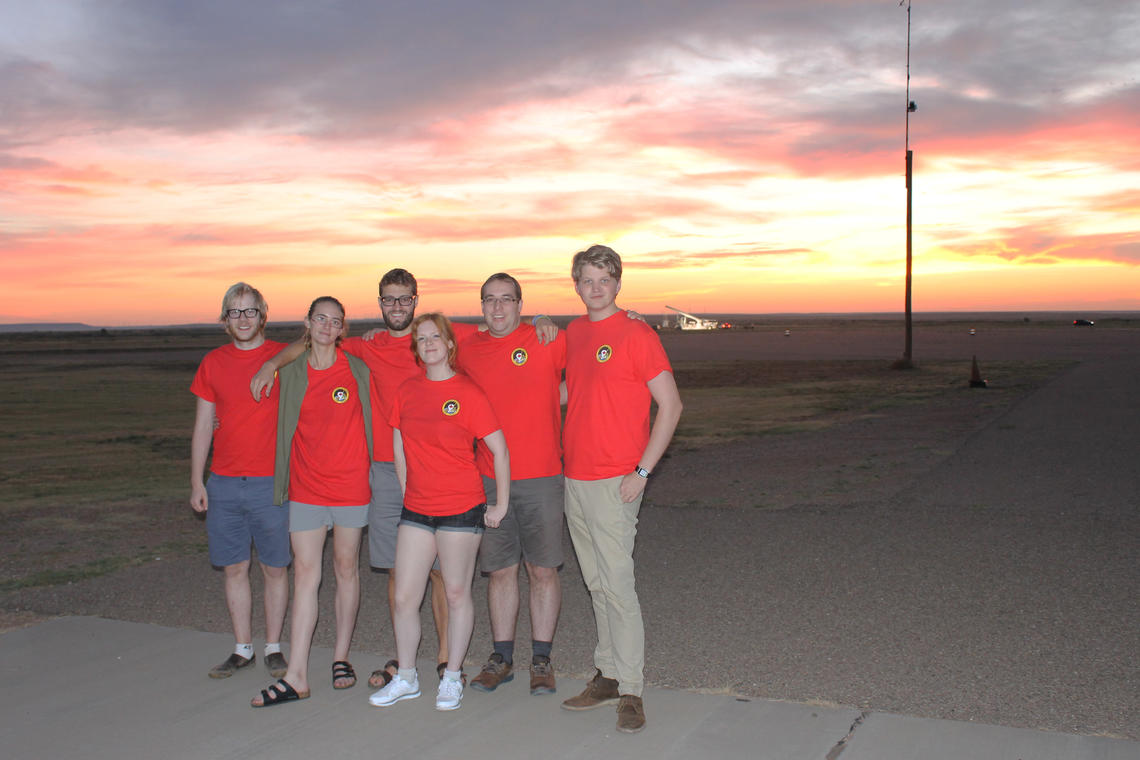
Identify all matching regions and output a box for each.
[342,321,477,463]
[190,340,284,477]
[288,351,371,506]
[456,323,565,480]
[563,311,672,480]
[390,372,500,516]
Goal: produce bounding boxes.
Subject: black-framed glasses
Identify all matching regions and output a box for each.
[226,307,261,319]
[380,295,415,307]
[481,295,518,306]
[311,314,344,328]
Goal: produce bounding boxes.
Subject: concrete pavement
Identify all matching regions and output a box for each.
[1,615,1135,759]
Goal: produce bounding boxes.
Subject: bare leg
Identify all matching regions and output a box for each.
[525,562,561,643]
[252,528,323,704]
[429,567,449,667]
[436,530,482,672]
[280,531,323,689]
[223,560,253,645]
[331,526,363,675]
[486,564,520,642]
[391,526,438,669]
[260,562,289,644]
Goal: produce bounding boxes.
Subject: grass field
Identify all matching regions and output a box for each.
[0,327,1070,593]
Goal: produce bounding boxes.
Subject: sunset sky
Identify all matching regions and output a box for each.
[2,0,1139,326]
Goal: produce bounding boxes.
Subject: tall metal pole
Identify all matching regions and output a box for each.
[902,0,914,364]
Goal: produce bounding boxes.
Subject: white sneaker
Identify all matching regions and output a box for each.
[436,676,463,711]
[369,673,421,707]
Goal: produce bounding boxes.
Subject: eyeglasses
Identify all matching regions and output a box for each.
[226,307,261,319]
[481,296,518,306]
[311,314,343,328]
[380,295,415,307]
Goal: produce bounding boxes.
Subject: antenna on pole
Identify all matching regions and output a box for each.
[898,0,916,368]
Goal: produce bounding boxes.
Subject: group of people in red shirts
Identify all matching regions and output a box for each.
[189,245,682,733]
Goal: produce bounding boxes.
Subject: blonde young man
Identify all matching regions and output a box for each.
[191,282,291,680]
[559,246,682,734]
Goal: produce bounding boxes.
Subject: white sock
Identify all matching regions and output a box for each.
[398,667,417,683]
[443,668,462,682]
[235,643,254,659]
[264,642,281,656]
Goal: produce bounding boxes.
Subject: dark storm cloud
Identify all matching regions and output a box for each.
[1,0,1136,161]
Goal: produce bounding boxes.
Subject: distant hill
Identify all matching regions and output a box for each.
[0,323,100,333]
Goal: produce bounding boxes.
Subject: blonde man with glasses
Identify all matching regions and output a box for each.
[190,282,291,681]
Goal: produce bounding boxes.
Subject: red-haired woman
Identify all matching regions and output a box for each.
[368,312,509,712]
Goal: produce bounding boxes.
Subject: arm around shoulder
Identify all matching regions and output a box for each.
[250,339,305,401]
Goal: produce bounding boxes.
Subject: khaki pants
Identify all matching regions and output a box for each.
[564,476,644,696]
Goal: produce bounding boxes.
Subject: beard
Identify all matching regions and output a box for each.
[383,308,414,332]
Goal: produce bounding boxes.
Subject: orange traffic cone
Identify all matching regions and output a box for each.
[969,355,987,388]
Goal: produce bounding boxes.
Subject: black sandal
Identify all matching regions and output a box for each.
[332,660,357,690]
[251,679,310,708]
[368,659,398,689]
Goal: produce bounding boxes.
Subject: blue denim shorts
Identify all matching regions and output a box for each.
[205,474,290,568]
[399,503,486,534]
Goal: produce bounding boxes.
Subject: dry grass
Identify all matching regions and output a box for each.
[0,331,1071,592]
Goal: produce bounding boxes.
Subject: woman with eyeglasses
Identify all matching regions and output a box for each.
[251,296,373,707]
[368,312,509,712]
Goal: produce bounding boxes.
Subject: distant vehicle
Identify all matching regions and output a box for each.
[664,305,719,331]
[719,322,733,329]
[1073,319,1095,326]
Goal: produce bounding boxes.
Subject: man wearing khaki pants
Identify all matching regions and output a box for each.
[559,245,682,734]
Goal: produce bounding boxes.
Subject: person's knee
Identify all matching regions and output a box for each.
[333,556,358,582]
[260,562,288,580]
[223,560,251,579]
[444,584,470,608]
[292,556,322,585]
[525,562,557,581]
[392,586,422,615]
[488,564,519,585]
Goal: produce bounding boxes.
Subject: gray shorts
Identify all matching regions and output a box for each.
[289,501,369,532]
[368,461,403,569]
[479,474,564,574]
[205,474,290,568]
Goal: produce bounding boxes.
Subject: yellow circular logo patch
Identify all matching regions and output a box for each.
[595,344,613,363]
[332,387,350,404]
[511,348,528,366]
[442,399,460,416]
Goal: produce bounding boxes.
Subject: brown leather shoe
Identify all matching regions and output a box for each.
[470,653,514,692]
[529,656,556,695]
[616,694,646,733]
[560,668,619,710]
[264,652,288,679]
[209,652,254,679]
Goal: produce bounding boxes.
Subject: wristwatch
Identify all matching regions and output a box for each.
[634,466,650,478]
